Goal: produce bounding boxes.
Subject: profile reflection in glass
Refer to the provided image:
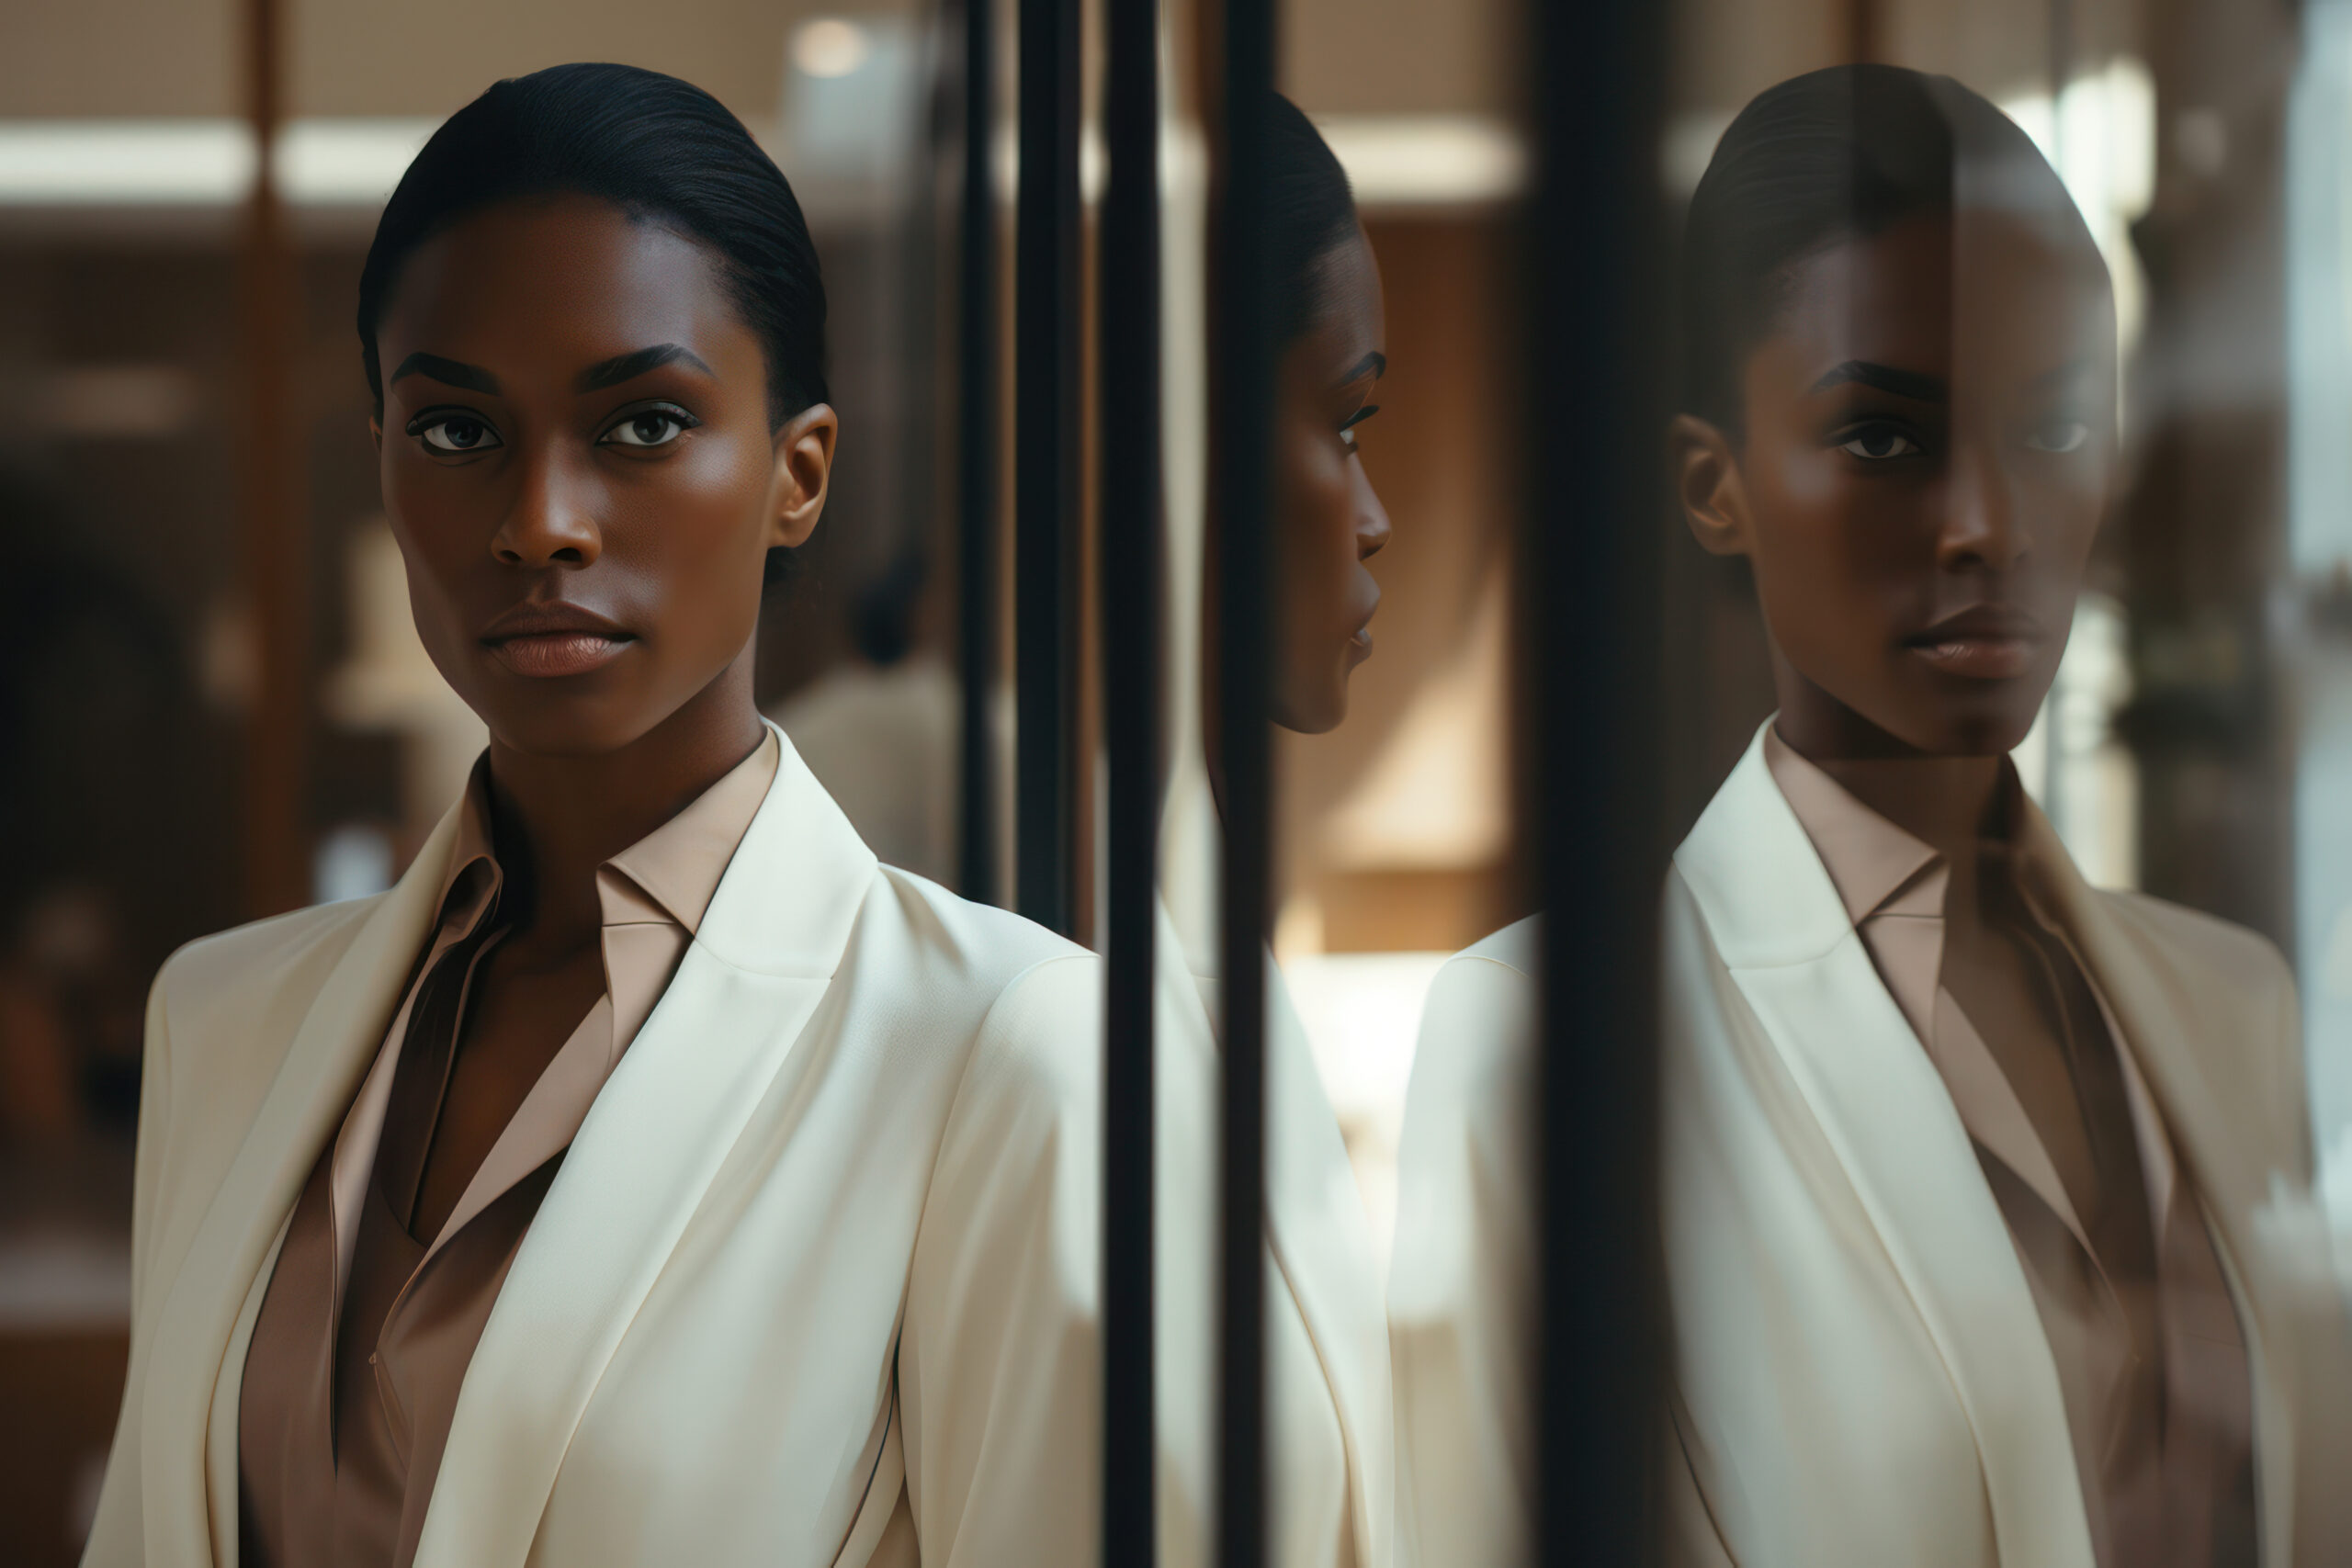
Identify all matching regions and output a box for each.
[1390,62,2352,1568]
[1155,92,1396,1568]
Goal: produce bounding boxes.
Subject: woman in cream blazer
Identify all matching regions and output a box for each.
[85,65,1116,1568]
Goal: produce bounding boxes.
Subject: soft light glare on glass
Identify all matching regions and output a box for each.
[793,18,872,80]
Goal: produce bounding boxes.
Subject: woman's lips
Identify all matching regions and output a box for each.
[1905,605,2042,680]
[1906,635,2038,680]
[489,632,632,678]
[1346,624,1375,665]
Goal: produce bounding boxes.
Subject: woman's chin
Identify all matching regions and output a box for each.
[476,697,678,761]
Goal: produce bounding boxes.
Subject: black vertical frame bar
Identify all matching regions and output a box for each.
[1099,0,1161,1555]
[1528,3,1667,1566]
[1214,1,1273,1565]
[957,0,1002,907]
[1015,0,1083,935]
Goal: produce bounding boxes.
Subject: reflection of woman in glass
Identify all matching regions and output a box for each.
[1393,64,2352,1568]
[1160,93,1397,1568]
[85,65,1110,1567]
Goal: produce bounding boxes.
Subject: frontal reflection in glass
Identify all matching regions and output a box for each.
[1392,59,2352,1568]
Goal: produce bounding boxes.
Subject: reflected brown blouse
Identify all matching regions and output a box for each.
[237,732,780,1568]
[1766,731,2255,1568]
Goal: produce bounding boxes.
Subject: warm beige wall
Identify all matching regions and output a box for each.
[1668,0,2145,119]
[286,0,909,122]
[0,0,238,117]
[0,0,912,123]
[1279,0,1517,117]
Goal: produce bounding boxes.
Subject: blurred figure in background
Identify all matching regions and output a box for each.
[1390,63,2352,1568]
[766,547,960,886]
[0,470,184,1156]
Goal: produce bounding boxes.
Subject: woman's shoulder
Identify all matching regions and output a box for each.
[2088,886,2294,1001]
[865,863,1094,991]
[153,894,391,1032]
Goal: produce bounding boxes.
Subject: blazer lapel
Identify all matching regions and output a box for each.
[137,803,465,1568]
[1675,727,2095,1568]
[413,725,878,1568]
[2018,807,2352,1568]
[1264,962,1394,1568]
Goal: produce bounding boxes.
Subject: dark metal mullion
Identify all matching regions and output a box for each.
[1099,0,1162,1555]
[956,0,1001,907]
[1528,2,1668,1566]
[1214,0,1274,1564]
[1014,0,1083,936]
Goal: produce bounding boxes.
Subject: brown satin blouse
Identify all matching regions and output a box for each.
[237,731,780,1568]
[1766,731,2255,1568]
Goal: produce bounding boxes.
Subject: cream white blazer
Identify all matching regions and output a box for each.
[83,726,1119,1568]
[1391,728,2352,1568]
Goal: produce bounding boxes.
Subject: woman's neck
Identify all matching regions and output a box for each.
[483,648,766,950]
[1771,660,2008,863]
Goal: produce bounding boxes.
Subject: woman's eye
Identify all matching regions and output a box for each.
[602,410,692,448]
[1838,423,1920,460]
[2026,419,2091,454]
[418,416,499,454]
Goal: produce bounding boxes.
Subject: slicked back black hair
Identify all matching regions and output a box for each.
[1679,62,2084,436]
[1267,93,1363,345]
[357,62,829,429]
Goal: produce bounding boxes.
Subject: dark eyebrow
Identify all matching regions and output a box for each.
[576,343,715,393]
[1333,351,1387,389]
[1810,360,1948,402]
[390,352,500,394]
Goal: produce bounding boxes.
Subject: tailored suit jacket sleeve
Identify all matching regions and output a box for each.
[1386,920,1537,1568]
[899,951,1104,1565]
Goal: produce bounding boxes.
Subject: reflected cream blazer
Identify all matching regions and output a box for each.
[83,727,1117,1568]
[1665,728,2352,1567]
[1391,728,2352,1568]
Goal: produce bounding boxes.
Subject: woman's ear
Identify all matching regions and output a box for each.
[770,403,839,549]
[1668,413,1752,558]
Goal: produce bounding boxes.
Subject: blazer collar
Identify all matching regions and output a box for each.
[413,723,876,1568]
[1675,720,2098,1568]
[154,722,876,1568]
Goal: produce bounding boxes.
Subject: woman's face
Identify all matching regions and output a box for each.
[1272,225,1392,735]
[372,194,833,759]
[1675,208,2116,757]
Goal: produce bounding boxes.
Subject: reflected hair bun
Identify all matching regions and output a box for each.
[1679,62,2084,434]
[1267,93,1361,345]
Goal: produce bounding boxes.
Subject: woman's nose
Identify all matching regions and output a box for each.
[1938,444,2027,572]
[1352,463,1393,560]
[491,446,604,569]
